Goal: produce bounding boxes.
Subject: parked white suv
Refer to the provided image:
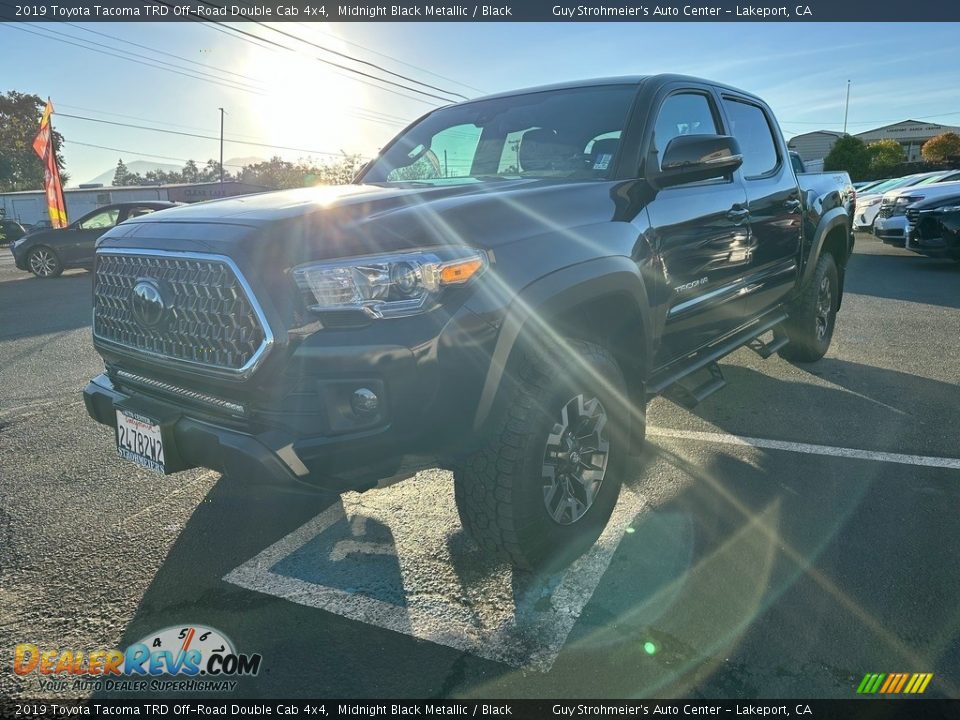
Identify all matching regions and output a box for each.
[853,171,955,231]
[874,175,960,244]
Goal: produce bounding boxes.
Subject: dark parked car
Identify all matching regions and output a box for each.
[10,202,177,278]
[906,193,960,261]
[84,76,854,569]
[0,219,26,246]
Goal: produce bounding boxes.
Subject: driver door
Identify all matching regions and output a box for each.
[69,206,120,265]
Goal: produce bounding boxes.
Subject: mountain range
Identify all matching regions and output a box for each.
[84,157,264,186]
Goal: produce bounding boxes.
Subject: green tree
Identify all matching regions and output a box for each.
[867,139,904,175]
[182,159,200,183]
[237,154,366,189]
[823,135,871,181]
[112,158,133,186]
[0,91,69,191]
[922,132,960,162]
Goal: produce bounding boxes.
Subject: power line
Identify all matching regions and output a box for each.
[144,0,458,105]
[69,140,250,169]
[781,110,960,126]
[221,5,470,100]
[57,23,412,129]
[56,112,354,157]
[2,22,415,132]
[4,23,268,97]
[289,21,487,95]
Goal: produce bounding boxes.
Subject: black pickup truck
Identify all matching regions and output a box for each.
[84,75,854,569]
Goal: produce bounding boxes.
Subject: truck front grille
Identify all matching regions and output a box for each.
[877,205,895,219]
[93,251,271,375]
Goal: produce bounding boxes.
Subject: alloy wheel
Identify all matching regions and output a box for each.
[29,249,58,277]
[541,394,610,525]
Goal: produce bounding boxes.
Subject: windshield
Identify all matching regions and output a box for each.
[361,85,637,185]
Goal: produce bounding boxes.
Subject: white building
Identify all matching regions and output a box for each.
[854,120,960,163]
[0,181,270,227]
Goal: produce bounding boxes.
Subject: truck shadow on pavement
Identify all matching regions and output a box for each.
[96,358,959,698]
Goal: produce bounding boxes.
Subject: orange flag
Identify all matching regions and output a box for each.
[32,99,68,228]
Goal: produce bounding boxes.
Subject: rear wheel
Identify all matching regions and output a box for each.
[27,246,63,278]
[454,338,631,570]
[779,252,838,362]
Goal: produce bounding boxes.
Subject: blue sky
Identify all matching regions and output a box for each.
[2,21,959,185]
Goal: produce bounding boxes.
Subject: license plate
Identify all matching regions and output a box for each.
[116,409,166,474]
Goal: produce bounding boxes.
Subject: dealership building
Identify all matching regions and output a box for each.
[0,180,270,227]
[787,120,960,165]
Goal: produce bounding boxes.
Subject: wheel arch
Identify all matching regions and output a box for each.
[803,209,851,309]
[472,256,653,438]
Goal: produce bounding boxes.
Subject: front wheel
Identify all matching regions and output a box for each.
[27,246,63,278]
[779,252,838,362]
[454,338,633,570]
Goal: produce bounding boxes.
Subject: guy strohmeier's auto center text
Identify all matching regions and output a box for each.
[10,1,813,18]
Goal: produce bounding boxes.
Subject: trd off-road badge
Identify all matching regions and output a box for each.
[13,624,262,693]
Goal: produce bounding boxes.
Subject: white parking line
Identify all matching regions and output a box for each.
[224,471,648,672]
[222,427,958,674]
[649,427,960,470]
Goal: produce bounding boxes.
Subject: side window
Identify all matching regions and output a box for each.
[722,98,780,178]
[498,128,538,174]
[78,208,119,230]
[652,93,720,170]
[126,207,157,220]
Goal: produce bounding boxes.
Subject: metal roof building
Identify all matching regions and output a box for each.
[0,181,271,227]
[786,130,847,162]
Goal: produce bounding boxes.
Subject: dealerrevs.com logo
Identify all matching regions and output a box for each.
[13,625,262,693]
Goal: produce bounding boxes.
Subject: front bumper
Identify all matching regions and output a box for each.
[853,204,881,230]
[85,300,501,489]
[905,212,960,259]
[874,215,907,244]
[84,373,305,485]
[9,242,28,270]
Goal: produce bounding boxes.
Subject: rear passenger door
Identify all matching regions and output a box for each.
[645,87,752,365]
[719,95,802,314]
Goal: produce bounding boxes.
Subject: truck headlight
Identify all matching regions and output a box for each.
[293,248,488,319]
[937,205,960,213]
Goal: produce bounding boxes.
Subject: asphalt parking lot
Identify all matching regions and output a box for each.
[1,234,958,700]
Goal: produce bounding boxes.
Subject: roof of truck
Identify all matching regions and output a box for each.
[456,74,763,105]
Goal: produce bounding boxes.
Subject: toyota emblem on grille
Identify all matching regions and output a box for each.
[131,279,166,328]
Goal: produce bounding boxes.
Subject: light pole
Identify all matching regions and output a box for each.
[843,80,851,134]
[218,107,226,194]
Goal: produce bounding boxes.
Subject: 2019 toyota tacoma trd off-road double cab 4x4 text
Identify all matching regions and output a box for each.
[84,75,854,569]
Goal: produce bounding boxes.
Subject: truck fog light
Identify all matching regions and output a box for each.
[351,387,379,416]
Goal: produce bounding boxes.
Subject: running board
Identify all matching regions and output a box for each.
[648,312,789,398]
[664,362,726,409]
[748,331,790,359]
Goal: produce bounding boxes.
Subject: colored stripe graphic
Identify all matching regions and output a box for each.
[857,672,933,694]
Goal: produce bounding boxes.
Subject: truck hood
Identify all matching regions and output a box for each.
[104,179,624,265]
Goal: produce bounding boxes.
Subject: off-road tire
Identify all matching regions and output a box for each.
[27,245,63,279]
[779,252,838,362]
[454,338,630,570]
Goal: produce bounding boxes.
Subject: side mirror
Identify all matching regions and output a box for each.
[655,134,743,188]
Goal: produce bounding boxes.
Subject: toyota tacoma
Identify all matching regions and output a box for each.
[84,75,854,569]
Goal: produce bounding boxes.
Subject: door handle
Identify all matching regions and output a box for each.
[784,198,802,213]
[726,206,749,224]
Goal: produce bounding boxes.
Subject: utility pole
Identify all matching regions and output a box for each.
[843,80,851,134]
[218,107,226,194]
